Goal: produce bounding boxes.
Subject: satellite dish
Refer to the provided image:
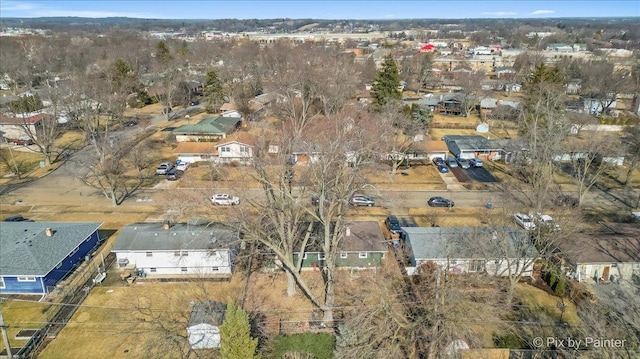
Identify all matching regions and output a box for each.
[476,123,489,133]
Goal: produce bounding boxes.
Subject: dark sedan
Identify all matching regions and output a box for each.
[166,169,184,181]
[428,196,455,207]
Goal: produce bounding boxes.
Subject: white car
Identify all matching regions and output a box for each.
[514,213,536,230]
[211,193,240,205]
[176,162,190,171]
[535,213,560,231]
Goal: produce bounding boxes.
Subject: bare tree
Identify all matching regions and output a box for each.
[579,60,631,115]
[565,133,622,206]
[453,70,485,117]
[621,126,640,187]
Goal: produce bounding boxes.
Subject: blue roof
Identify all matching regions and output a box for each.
[0,222,102,276]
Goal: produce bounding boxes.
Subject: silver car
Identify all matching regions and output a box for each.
[156,162,174,175]
[456,158,471,169]
[446,157,458,168]
[349,195,375,207]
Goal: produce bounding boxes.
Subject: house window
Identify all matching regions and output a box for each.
[220,147,230,152]
[301,253,307,260]
[182,252,189,256]
[69,247,78,256]
[340,253,348,259]
[174,251,181,257]
[150,268,157,273]
[358,253,368,259]
[17,276,36,282]
[146,252,153,257]
[181,267,188,273]
[240,146,248,153]
[469,260,485,272]
[175,251,188,257]
[318,253,326,260]
[0,277,5,289]
[55,262,63,269]
[212,267,219,271]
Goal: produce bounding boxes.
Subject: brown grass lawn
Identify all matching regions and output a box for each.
[0,300,55,352]
[365,165,446,190]
[515,283,581,328]
[410,207,490,227]
[0,148,43,181]
[38,265,391,359]
[431,113,481,127]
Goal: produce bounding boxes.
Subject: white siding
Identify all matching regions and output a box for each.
[114,249,232,275]
[216,142,253,164]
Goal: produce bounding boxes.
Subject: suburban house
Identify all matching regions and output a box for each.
[417,93,467,116]
[291,221,389,270]
[111,222,239,277]
[174,142,219,164]
[187,300,226,350]
[425,140,450,160]
[560,222,640,286]
[215,134,254,165]
[174,133,254,165]
[0,113,51,142]
[0,222,102,295]
[444,135,507,160]
[172,116,242,142]
[402,226,538,277]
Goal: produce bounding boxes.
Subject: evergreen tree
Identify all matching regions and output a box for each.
[204,70,225,113]
[411,103,433,127]
[155,40,173,65]
[220,302,261,359]
[371,55,401,110]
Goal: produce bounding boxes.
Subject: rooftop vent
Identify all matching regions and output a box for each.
[45,228,54,237]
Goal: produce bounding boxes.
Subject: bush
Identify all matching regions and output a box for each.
[494,333,525,349]
[266,333,335,359]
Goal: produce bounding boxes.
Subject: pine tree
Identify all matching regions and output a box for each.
[155,40,173,65]
[219,301,261,359]
[371,55,401,110]
[204,70,225,113]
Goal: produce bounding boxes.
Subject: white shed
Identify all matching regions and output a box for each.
[187,301,226,349]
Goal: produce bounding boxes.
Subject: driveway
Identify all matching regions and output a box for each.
[464,167,499,183]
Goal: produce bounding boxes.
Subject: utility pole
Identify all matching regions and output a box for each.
[0,304,13,359]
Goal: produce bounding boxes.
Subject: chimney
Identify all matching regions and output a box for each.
[45,228,54,237]
[163,220,171,230]
[345,227,351,237]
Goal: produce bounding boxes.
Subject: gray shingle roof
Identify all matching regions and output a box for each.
[172,116,241,135]
[403,226,537,261]
[0,222,102,276]
[188,300,227,327]
[112,223,239,252]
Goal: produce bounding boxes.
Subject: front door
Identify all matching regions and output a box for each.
[602,266,610,281]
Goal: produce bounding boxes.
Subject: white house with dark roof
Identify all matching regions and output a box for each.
[111,222,239,277]
[0,222,102,294]
[402,226,538,277]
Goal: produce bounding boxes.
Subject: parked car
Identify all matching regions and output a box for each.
[125,120,138,127]
[189,99,200,106]
[3,215,33,222]
[534,213,560,231]
[176,161,190,171]
[456,158,471,169]
[514,213,536,230]
[428,196,455,207]
[211,193,240,205]
[433,157,446,167]
[446,157,458,168]
[13,138,33,146]
[469,158,483,167]
[349,195,375,207]
[555,194,579,208]
[437,165,449,173]
[156,162,174,175]
[166,168,183,181]
[385,215,402,234]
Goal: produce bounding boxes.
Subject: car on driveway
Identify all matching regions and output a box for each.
[156,162,174,175]
[428,196,455,207]
[469,158,483,167]
[433,157,446,167]
[189,99,200,106]
[437,165,449,173]
[211,193,240,205]
[456,158,471,169]
[349,195,375,207]
[514,213,536,230]
[446,157,458,168]
[176,161,190,171]
[385,215,402,234]
[166,168,183,181]
[534,213,560,231]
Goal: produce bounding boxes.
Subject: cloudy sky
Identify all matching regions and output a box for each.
[1,0,638,19]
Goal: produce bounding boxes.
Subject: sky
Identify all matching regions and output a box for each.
[0,0,638,20]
